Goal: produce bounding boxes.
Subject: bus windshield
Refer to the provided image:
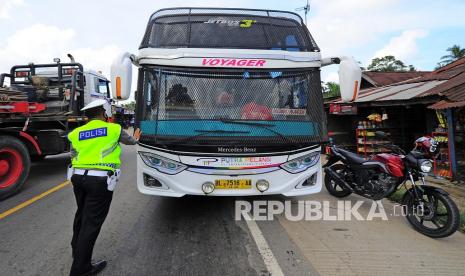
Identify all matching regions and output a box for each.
[138,67,326,149]
[140,8,319,51]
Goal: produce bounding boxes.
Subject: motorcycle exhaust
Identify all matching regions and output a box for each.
[324,167,353,192]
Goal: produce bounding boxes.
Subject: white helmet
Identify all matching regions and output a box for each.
[81,99,112,118]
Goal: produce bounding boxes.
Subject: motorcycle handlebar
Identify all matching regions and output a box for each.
[388,144,405,154]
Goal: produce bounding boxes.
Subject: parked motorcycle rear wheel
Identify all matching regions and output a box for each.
[324,164,352,198]
[402,188,460,238]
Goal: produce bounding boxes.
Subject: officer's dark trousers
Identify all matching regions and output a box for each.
[70,173,113,276]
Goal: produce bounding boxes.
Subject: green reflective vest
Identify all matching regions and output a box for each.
[68,120,122,172]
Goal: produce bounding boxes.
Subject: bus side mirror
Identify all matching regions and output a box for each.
[339,57,362,102]
[111,52,133,100]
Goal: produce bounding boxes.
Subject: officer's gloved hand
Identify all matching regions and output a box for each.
[133,128,142,141]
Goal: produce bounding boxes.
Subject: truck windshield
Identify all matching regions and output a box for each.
[138,67,326,150]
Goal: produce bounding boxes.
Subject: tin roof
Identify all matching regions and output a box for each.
[328,57,465,107]
[354,81,446,102]
[428,100,465,109]
[426,58,465,109]
[427,76,465,109]
[362,71,428,87]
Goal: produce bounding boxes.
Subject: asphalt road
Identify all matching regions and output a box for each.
[2,145,465,276]
[0,145,318,276]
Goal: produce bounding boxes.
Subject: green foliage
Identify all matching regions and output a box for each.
[388,186,406,203]
[121,101,136,111]
[367,55,416,72]
[322,81,340,99]
[436,44,465,68]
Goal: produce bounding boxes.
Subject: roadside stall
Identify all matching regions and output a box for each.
[428,103,465,180]
[328,102,437,156]
[327,58,465,180]
[426,58,465,180]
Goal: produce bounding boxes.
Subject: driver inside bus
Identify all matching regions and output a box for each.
[165,83,198,119]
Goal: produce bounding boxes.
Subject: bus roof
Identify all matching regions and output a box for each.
[140,7,320,52]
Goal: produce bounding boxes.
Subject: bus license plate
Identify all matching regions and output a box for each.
[215,179,252,189]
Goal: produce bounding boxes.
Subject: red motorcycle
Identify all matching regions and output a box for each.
[324,132,459,238]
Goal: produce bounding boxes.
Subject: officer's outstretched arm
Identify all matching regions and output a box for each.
[119,128,141,145]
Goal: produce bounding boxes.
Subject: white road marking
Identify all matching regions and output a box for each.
[243,212,285,276]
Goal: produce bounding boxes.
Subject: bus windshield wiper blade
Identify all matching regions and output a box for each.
[219,118,302,147]
[195,129,250,134]
[168,129,250,144]
[219,118,275,127]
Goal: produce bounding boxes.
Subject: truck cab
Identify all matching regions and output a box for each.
[83,70,111,104]
[0,56,111,199]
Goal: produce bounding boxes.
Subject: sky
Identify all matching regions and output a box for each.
[1,0,465,88]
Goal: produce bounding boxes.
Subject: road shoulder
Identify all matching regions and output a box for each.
[278,192,465,276]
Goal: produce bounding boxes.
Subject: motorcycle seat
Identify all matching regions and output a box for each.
[334,148,366,165]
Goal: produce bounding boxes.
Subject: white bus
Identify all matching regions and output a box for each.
[111,8,361,197]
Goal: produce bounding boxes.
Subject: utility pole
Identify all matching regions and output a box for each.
[296,0,310,25]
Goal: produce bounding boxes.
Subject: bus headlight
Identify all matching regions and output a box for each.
[280,152,320,173]
[420,160,432,173]
[139,152,187,175]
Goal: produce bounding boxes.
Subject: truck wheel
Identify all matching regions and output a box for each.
[0,136,31,199]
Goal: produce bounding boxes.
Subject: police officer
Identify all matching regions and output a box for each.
[67,99,140,276]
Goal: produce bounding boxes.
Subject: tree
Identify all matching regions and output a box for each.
[322,82,340,99]
[437,44,465,68]
[122,101,136,111]
[408,65,417,72]
[367,55,416,72]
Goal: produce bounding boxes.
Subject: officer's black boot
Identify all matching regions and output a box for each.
[82,260,107,275]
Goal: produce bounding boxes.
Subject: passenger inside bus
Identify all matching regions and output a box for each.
[213,86,273,120]
[241,102,273,120]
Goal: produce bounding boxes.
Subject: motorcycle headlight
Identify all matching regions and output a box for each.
[280,152,320,174]
[139,152,187,175]
[419,160,432,173]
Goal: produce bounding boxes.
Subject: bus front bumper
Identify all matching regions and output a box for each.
[136,154,322,197]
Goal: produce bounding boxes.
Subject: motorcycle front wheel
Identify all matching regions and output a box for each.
[324,164,352,198]
[402,188,460,238]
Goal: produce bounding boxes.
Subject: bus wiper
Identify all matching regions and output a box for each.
[195,129,250,134]
[219,118,302,147]
[219,118,275,127]
[168,129,250,144]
